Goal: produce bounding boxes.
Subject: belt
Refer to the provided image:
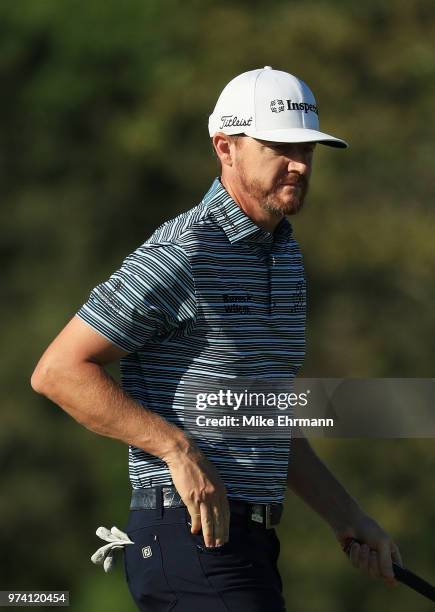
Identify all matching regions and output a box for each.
[130,486,283,529]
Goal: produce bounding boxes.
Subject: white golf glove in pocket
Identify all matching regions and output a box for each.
[91,526,134,573]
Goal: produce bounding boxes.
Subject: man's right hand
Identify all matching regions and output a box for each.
[164,444,230,548]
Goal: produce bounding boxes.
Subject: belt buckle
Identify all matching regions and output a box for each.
[251,504,263,525]
[251,504,272,528]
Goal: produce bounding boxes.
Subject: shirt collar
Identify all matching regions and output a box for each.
[203,178,293,245]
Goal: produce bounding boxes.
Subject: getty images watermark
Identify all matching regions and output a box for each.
[183,379,326,440]
[181,378,435,439]
[194,388,333,431]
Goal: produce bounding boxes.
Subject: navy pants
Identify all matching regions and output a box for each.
[123,504,286,611]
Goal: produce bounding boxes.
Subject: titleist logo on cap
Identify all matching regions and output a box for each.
[219,115,253,129]
[270,99,319,115]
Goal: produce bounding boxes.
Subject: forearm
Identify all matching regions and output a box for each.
[287,429,364,532]
[31,359,192,461]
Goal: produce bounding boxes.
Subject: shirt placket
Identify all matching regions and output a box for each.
[268,248,277,316]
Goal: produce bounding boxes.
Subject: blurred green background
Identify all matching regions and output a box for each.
[1,0,434,610]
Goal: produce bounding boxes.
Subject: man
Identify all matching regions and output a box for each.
[31,67,402,611]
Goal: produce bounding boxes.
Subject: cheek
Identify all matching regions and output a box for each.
[239,157,265,182]
[255,156,282,179]
[236,151,283,187]
[268,161,288,184]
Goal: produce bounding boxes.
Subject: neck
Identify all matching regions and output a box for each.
[220,176,284,233]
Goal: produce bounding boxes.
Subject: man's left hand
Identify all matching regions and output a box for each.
[335,513,403,587]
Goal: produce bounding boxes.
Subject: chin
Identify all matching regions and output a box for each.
[261,195,305,216]
[279,197,304,215]
[285,206,303,216]
[282,200,305,215]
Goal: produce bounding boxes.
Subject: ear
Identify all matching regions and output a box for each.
[212,133,235,167]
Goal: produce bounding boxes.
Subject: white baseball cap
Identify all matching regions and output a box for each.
[208,66,348,148]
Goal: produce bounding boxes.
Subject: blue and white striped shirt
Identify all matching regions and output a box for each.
[77,178,306,503]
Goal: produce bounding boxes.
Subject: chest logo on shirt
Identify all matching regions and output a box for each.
[222,292,253,314]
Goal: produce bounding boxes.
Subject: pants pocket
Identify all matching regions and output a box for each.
[191,535,233,555]
[124,528,177,612]
[185,518,232,556]
[185,519,255,571]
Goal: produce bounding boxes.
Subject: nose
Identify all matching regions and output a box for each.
[285,146,313,175]
[287,157,310,174]
[287,156,311,178]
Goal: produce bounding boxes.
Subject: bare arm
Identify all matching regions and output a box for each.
[31,316,187,455]
[287,427,402,586]
[31,315,230,546]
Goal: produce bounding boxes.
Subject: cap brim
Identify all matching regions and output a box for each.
[243,127,348,148]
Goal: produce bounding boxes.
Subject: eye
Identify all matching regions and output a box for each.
[271,143,316,155]
[270,144,287,154]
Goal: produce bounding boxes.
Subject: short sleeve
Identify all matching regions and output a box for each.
[76,242,197,352]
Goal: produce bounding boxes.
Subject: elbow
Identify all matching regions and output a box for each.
[30,359,57,397]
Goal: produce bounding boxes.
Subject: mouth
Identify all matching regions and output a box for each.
[280,173,306,189]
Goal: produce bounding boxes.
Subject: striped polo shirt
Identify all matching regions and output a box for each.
[77,178,306,503]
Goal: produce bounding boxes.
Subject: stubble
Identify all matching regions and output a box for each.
[238,169,309,217]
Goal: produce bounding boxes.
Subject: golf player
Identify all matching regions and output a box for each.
[31,67,403,611]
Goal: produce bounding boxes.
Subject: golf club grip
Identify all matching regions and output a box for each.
[343,538,435,602]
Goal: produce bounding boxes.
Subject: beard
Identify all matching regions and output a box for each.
[237,168,309,216]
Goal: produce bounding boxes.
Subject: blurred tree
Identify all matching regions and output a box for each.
[1,0,434,610]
